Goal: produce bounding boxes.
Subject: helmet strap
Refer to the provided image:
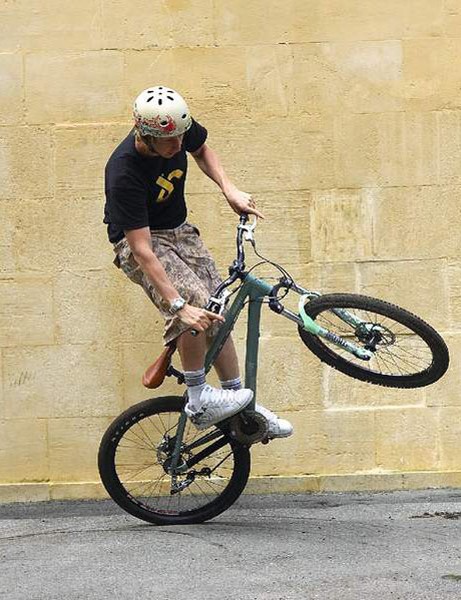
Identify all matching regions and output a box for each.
[134,130,159,156]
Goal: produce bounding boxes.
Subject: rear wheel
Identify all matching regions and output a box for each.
[98,396,251,525]
[298,293,449,388]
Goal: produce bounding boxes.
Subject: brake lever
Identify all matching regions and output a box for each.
[238,215,258,242]
[206,289,231,316]
[190,289,232,337]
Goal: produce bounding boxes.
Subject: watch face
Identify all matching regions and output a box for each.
[170,298,186,314]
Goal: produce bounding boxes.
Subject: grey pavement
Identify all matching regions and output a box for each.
[1,489,461,600]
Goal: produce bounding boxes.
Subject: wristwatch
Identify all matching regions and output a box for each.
[168,297,187,315]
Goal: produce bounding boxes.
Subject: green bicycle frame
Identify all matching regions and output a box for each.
[169,272,372,476]
[169,273,272,476]
[204,273,273,408]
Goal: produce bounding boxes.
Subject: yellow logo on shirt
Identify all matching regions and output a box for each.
[156,169,184,203]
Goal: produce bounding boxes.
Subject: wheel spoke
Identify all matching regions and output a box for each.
[378,348,410,376]
[388,348,431,369]
[123,427,157,453]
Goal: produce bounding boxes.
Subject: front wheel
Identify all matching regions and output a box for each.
[298,293,449,388]
[98,396,251,525]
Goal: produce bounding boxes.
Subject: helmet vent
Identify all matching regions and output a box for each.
[134,86,189,135]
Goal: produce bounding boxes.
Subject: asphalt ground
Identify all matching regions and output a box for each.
[1,489,461,599]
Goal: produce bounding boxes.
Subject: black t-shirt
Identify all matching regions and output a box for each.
[103,119,207,243]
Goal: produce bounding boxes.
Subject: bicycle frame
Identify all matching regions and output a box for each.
[204,274,373,400]
[205,273,273,407]
[169,272,368,479]
[169,274,271,478]
[168,219,374,479]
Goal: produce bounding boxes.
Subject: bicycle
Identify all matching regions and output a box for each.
[98,215,449,525]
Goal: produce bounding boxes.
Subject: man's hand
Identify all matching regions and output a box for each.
[191,144,265,219]
[176,304,225,332]
[224,186,265,219]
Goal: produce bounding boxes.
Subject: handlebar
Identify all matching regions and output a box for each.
[236,214,258,263]
[191,213,293,335]
[200,214,258,315]
[236,217,246,269]
[190,214,259,333]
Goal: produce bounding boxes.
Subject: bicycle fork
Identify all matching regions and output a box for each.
[269,283,373,361]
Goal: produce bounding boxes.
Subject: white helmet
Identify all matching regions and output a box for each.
[133,86,192,138]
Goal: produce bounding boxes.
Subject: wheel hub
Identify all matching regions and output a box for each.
[157,435,188,474]
[355,322,395,351]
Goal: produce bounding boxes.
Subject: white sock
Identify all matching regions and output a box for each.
[220,377,242,391]
[184,368,206,410]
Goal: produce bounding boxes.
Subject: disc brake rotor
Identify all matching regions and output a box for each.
[157,436,188,474]
[355,322,396,351]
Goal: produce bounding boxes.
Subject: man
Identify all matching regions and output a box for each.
[104,85,292,438]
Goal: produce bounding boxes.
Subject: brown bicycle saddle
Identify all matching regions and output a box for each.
[142,341,177,389]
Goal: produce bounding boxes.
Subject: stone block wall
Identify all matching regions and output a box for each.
[1,0,460,500]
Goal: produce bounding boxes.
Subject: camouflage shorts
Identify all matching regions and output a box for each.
[113,221,223,345]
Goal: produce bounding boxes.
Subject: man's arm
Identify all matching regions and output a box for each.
[191,143,264,219]
[124,227,224,332]
[125,227,179,305]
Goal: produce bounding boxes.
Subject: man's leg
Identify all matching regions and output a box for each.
[116,233,252,431]
[176,329,207,371]
[176,330,252,429]
[211,335,240,382]
[177,329,239,380]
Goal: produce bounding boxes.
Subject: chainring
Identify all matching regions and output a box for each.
[227,410,269,445]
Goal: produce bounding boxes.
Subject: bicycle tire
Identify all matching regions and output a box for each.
[298,293,449,388]
[98,396,251,525]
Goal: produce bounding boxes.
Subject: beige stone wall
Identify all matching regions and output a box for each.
[1,0,460,501]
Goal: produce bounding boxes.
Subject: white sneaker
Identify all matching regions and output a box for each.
[185,385,254,431]
[255,403,294,439]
